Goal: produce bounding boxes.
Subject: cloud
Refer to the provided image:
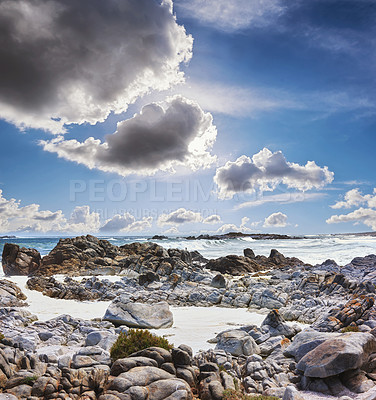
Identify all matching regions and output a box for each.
[99,213,153,233]
[330,188,376,209]
[235,192,327,209]
[327,207,376,231]
[41,96,217,176]
[216,216,251,233]
[157,208,220,226]
[66,206,100,233]
[263,212,288,227]
[0,0,192,133]
[164,226,179,235]
[0,190,103,233]
[0,190,155,233]
[214,148,334,199]
[158,208,202,226]
[327,188,376,231]
[175,0,285,32]
[202,214,222,224]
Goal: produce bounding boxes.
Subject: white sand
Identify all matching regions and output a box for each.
[4,275,266,353]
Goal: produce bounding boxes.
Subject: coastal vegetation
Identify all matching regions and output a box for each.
[110,328,173,360]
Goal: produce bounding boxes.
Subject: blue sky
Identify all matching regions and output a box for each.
[0,0,376,235]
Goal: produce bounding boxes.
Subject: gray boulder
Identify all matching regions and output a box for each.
[103,299,173,328]
[215,329,260,357]
[297,332,376,378]
[211,274,226,289]
[284,329,341,362]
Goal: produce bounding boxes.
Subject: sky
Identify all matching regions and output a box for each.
[0,0,376,236]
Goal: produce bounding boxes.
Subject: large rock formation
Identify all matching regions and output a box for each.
[103,299,173,328]
[205,249,305,275]
[39,235,121,276]
[296,332,376,378]
[2,243,41,275]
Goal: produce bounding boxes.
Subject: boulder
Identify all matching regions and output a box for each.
[210,274,226,289]
[2,243,41,275]
[0,279,27,307]
[215,330,260,357]
[284,330,341,362]
[261,310,299,339]
[296,332,376,378]
[103,299,173,328]
[205,255,262,275]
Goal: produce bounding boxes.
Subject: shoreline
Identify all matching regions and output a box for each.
[1,235,376,399]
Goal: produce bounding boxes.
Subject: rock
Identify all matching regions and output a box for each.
[283,386,305,400]
[297,332,376,378]
[261,309,299,338]
[172,348,191,367]
[37,235,120,276]
[85,330,117,351]
[215,330,260,357]
[0,394,18,400]
[250,288,288,309]
[106,366,191,398]
[2,243,41,275]
[210,274,226,289]
[244,248,255,259]
[111,357,158,376]
[313,296,375,332]
[103,300,173,328]
[0,279,27,307]
[129,347,172,367]
[205,255,262,275]
[284,330,341,362]
[139,271,160,286]
[340,369,375,393]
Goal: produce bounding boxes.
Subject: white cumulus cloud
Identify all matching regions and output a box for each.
[263,212,288,228]
[0,0,192,133]
[0,190,102,233]
[214,148,334,199]
[100,214,153,233]
[41,96,217,176]
[327,188,376,230]
[158,208,220,226]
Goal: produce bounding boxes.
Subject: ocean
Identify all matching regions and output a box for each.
[1,233,376,266]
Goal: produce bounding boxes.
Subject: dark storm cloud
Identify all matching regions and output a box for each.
[0,0,192,133]
[40,96,217,175]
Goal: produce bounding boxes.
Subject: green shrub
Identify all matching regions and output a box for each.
[110,329,173,361]
[0,332,4,341]
[222,389,280,400]
[342,325,360,333]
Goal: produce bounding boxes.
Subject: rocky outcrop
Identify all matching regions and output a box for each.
[2,243,41,275]
[0,279,27,307]
[39,235,121,276]
[312,296,375,332]
[26,276,114,301]
[103,299,173,328]
[205,249,305,276]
